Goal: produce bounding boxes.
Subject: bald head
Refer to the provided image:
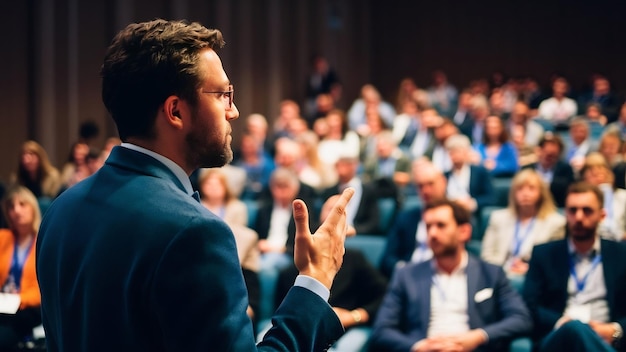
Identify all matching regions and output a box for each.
[412,160,447,204]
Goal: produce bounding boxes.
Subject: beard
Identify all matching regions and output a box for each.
[568,222,597,242]
[430,240,458,258]
[185,110,233,169]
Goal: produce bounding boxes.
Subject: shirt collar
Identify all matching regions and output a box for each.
[568,236,601,258]
[432,250,469,276]
[120,143,194,195]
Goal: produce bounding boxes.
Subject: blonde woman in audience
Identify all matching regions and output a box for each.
[11,140,62,199]
[198,168,248,227]
[580,152,626,241]
[0,186,42,348]
[597,130,624,167]
[481,169,565,278]
[294,131,337,190]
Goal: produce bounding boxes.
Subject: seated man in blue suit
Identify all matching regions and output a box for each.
[370,198,532,352]
[523,182,626,351]
[444,134,495,214]
[380,159,448,278]
[36,19,354,352]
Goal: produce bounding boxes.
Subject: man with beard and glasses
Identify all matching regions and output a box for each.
[523,182,626,352]
[370,199,531,352]
[35,19,354,352]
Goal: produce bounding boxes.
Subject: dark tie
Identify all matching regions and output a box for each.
[191,191,201,203]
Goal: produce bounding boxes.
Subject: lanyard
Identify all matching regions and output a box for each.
[9,237,35,289]
[512,217,535,257]
[569,254,602,293]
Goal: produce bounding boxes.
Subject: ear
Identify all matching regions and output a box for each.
[162,95,185,130]
[459,223,472,243]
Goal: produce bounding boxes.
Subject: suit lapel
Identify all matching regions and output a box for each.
[417,263,433,329]
[601,240,616,319]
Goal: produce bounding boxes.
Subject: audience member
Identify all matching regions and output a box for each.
[380,160,447,277]
[444,134,495,214]
[59,141,91,190]
[233,132,276,201]
[598,131,624,168]
[523,133,575,207]
[320,154,380,235]
[460,94,489,145]
[580,153,626,242]
[394,77,429,111]
[0,186,42,348]
[275,195,388,352]
[605,102,626,141]
[566,117,596,175]
[272,99,302,139]
[537,77,578,129]
[362,130,412,199]
[392,98,422,154]
[347,84,396,134]
[370,198,532,352]
[424,116,456,173]
[452,89,474,128]
[474,115,519,178]
[294,131,337,190]
[253,168,318,272]
[585,102,608,141]
[317,109,361,167]
[508,101,544,147]
[481,169,565,278]
[578,75,620,123]
[198,168,248,227]
[359,106,391,162]
[10,141,62,199]
[523,182,626,352]
[427,70,458,118]
[511,123,539,168]
[244,113,272,158]
[304,55,341,120]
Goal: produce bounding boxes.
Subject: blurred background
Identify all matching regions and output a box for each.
[2,0,625,182]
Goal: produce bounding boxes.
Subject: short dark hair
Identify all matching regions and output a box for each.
[538,132,565,152]
[101,19,225,140]
[566,182,604,209]
[423,198,471,225]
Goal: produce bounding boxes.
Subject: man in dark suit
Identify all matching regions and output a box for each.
[523,134,575,207]
[36,19,354,352]
[380,159,448,278]
[523,182,626,351]
[444,134,495,213]
[370,199,532,352]
[321,154,380,235]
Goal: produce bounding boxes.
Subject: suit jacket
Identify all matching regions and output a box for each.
[36,146,342,352]
[445,165,496,210]
[370,255,532,352]
[276,248,388,323]
[380,206,421,278]
[475,142,520,178]
[254,183,319,254]
[321,182,380,235]
[0,229,40,309]
[598,187,626,241]
[522,239,626,349]
[523,161,575,208]
[614,161,626,190]
[480,209,566,266]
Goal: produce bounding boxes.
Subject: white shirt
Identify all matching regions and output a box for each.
[538,97,578,122]
[447,165,471,200]
[267,205,291,248]
[431,145,452,173]
[564,238,609,323]
[428,252,470,337]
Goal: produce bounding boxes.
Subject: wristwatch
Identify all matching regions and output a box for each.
[612,323,623,348]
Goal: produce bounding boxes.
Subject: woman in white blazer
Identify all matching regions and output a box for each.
[481,169,565,277]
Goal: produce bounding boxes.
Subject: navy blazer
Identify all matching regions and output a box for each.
[522,239,626,349]
[445,165,496,210]
[370,255,532,352]
[36,146,342,352]
[380,206,421,278]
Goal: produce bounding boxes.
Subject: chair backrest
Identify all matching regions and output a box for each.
[344,234,387,268]
[377,198,397,234]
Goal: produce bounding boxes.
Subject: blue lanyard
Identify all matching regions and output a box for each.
[9,238,34,290]
[569,254,602,293]
[512,217,535,257]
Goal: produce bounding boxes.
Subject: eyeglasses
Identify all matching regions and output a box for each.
[201,85,234,110]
